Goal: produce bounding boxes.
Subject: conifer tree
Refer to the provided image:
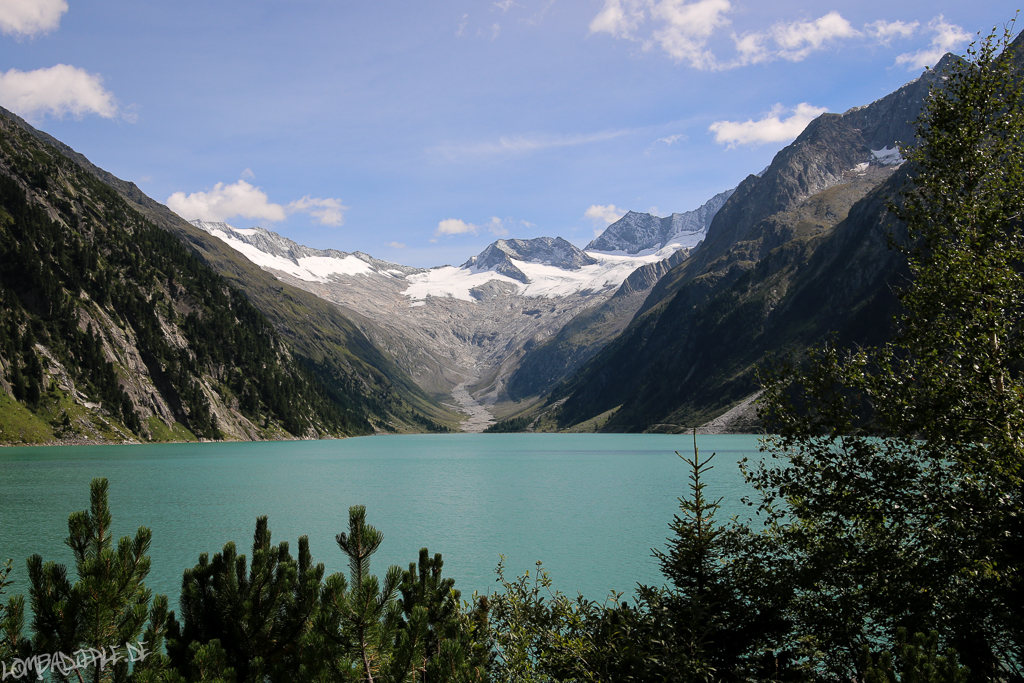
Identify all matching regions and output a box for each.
[27,478,165,683]
[319,506,403,683]
[168,517,326,683]
[0,559,30,663]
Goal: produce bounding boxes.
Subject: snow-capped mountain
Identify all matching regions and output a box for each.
[189,209,719,429]
[190,222,694,305]
[585,188,734,254]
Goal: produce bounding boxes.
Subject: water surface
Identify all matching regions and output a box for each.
[0,433,765,607]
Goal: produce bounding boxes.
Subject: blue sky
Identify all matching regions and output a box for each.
[1,0,1017,267]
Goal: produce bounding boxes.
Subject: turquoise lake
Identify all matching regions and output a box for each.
[0,433,766,608]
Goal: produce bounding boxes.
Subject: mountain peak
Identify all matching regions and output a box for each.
[586,189,734,255]
[462,236,597,283]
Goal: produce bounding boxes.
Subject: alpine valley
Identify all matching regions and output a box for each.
[0,42,996,444]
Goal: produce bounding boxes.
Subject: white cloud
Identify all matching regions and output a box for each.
[436,218,477,236]
[585,204,627,226]
[709,102,828,147]
[167,179,347,226]
[456,13,468,36]
[241,167,255,179]
[769,12,859,61]
[0,65,118,120]
[494,0,515,12]
[167,180,288,223]
[435,216,514,238]
[288,196,348,227]
[866,19,918,45]
[0,0,67,37]
[589,0,647,39]
[895,16,970,71]
[591,4,884,69]
[734,12,859,65]
[386,241,407,249]
[657,133,686,145]
[484,216,509,236]
[650,0,733,69]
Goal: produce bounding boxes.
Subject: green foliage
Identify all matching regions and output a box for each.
[0,558,30,663]
[753,22,1024,681]
[0,116,371,442]
[861,629,970,683]
[482,416,531,433]
[26,477,169,682]
[169,517,326,683]
[393,547,490,682]
[641,436,797,682]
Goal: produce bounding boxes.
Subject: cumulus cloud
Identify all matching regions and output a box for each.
[589,0,647,39]
[733,12,859,65]
[0,0,67,37]
[434,216,513,238]
[167,180,287,224]
[167,179,347,226]
[866,19,918,45]
[895,16,970,71]
[0,65,118,120]
[288,196,348,227]
[436,218,477,236]
[649,0,732,69]
[709,103,828,147]
[585,204,627,226]
[590,4,906,69]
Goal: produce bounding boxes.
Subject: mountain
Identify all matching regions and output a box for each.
[493,54,961,433]
[0,107,457,444]
[188,213,726,428]
[462,237,598,284]
[585,188,734,254]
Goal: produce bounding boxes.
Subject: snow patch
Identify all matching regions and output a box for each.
[401,249,678,303]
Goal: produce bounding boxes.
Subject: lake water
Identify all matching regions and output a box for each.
[0,433,766,609]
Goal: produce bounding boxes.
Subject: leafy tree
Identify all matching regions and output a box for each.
[861,629,970,683]
[487,557,607,683]
[753,22,1024,681]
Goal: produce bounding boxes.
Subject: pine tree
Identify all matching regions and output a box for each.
[168,517,326,683]
[27,478,165,683]
[319,506,403,683]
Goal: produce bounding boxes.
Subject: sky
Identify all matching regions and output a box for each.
[0,0,1018,267]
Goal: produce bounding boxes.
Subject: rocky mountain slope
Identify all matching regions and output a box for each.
[501,53,961,433]
[189,198,732,429]
[0,107,457,444]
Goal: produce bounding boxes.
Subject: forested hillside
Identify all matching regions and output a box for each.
[0,108,454,444]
